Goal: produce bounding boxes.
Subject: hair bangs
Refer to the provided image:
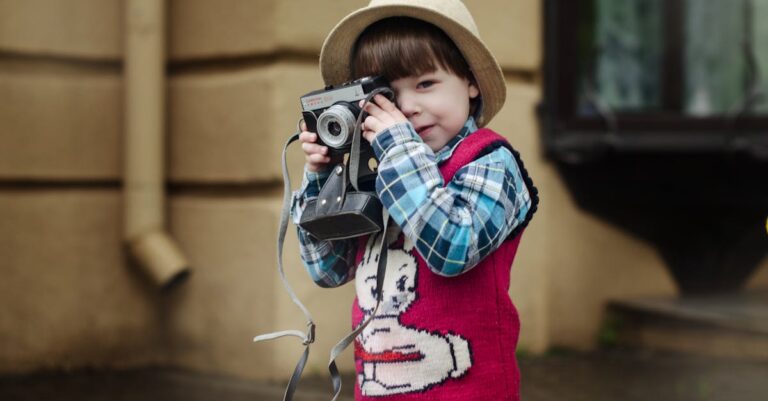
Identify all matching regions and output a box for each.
[350,17,473,83]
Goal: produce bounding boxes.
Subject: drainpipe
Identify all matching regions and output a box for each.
[124,0,189,289]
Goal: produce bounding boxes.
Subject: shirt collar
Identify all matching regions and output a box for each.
[434,117,478,164]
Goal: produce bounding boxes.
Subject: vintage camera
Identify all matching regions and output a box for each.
[300,76,393,152]
[297,76,393,241]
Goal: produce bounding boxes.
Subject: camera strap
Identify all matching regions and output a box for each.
[349,87,394,191]
[323,86,394,400]
[328,211,389,401]
[253,130,316,401]
[254,121,392,401]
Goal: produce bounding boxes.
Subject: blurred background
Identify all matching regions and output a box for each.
[1,0,767,400]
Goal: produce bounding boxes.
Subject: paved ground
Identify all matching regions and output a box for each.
[1,348,767,401]
[518,348,768,401]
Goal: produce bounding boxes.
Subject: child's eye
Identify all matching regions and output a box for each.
[417,80,435,89]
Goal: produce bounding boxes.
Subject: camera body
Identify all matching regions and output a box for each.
[300,76,393,153]
[296,76,392,240]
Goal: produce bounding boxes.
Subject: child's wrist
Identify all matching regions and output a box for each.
[301,165,331,198]
[305,163,327,173]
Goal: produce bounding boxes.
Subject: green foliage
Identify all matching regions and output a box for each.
[598,313,624,347]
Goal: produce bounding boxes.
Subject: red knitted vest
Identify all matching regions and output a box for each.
[351,129,525,400]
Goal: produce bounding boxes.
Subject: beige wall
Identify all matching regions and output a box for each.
[2,0,766,381]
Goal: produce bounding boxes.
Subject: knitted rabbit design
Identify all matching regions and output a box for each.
[354,233,472,396]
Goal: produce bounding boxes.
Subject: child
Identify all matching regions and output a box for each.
[292,1,537,399]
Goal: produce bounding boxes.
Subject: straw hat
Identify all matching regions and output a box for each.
[319,0,506,127]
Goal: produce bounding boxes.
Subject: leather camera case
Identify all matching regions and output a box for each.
[299,163,383,241]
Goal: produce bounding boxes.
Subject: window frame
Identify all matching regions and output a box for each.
[541,0,768,160]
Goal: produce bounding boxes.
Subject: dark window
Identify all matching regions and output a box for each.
[542,0,768,160]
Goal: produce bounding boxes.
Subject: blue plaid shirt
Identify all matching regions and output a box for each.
[291,117,533,288]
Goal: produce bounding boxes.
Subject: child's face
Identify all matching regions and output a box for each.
[390,66,480,152]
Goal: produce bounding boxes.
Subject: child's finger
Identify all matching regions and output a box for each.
[302,142,327,155]
[360,98,404,125]
[375,94,407,120]
[363,115,383,134]
[300,120,307,132]
[299,131,318,143]
[359,98,389,117]
[361,101,394,125]
[373,94,397,110]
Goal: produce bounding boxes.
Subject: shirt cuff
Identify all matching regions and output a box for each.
[371,122,421,160]
[291,166,330,224]
[301,166,330,199]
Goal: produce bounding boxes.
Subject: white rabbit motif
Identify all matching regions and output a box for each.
[355,232,472,396]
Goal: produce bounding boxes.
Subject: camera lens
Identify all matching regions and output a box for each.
[317,104,358,149]
[328,121,342,137]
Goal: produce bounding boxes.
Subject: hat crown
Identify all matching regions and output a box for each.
[366,0,479,36]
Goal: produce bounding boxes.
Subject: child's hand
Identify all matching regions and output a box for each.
[299,121,333,172]
[359,94,408,143]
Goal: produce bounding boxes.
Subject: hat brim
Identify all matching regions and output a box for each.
[320,4,506,127]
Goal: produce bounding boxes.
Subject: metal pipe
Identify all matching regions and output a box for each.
[124,0,189,289]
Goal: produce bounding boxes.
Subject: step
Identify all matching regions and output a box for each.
[605,290,768,360]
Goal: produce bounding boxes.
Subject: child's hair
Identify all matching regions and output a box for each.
[350,17,475,85]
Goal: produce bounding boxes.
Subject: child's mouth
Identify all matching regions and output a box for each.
[416,125,434,137]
